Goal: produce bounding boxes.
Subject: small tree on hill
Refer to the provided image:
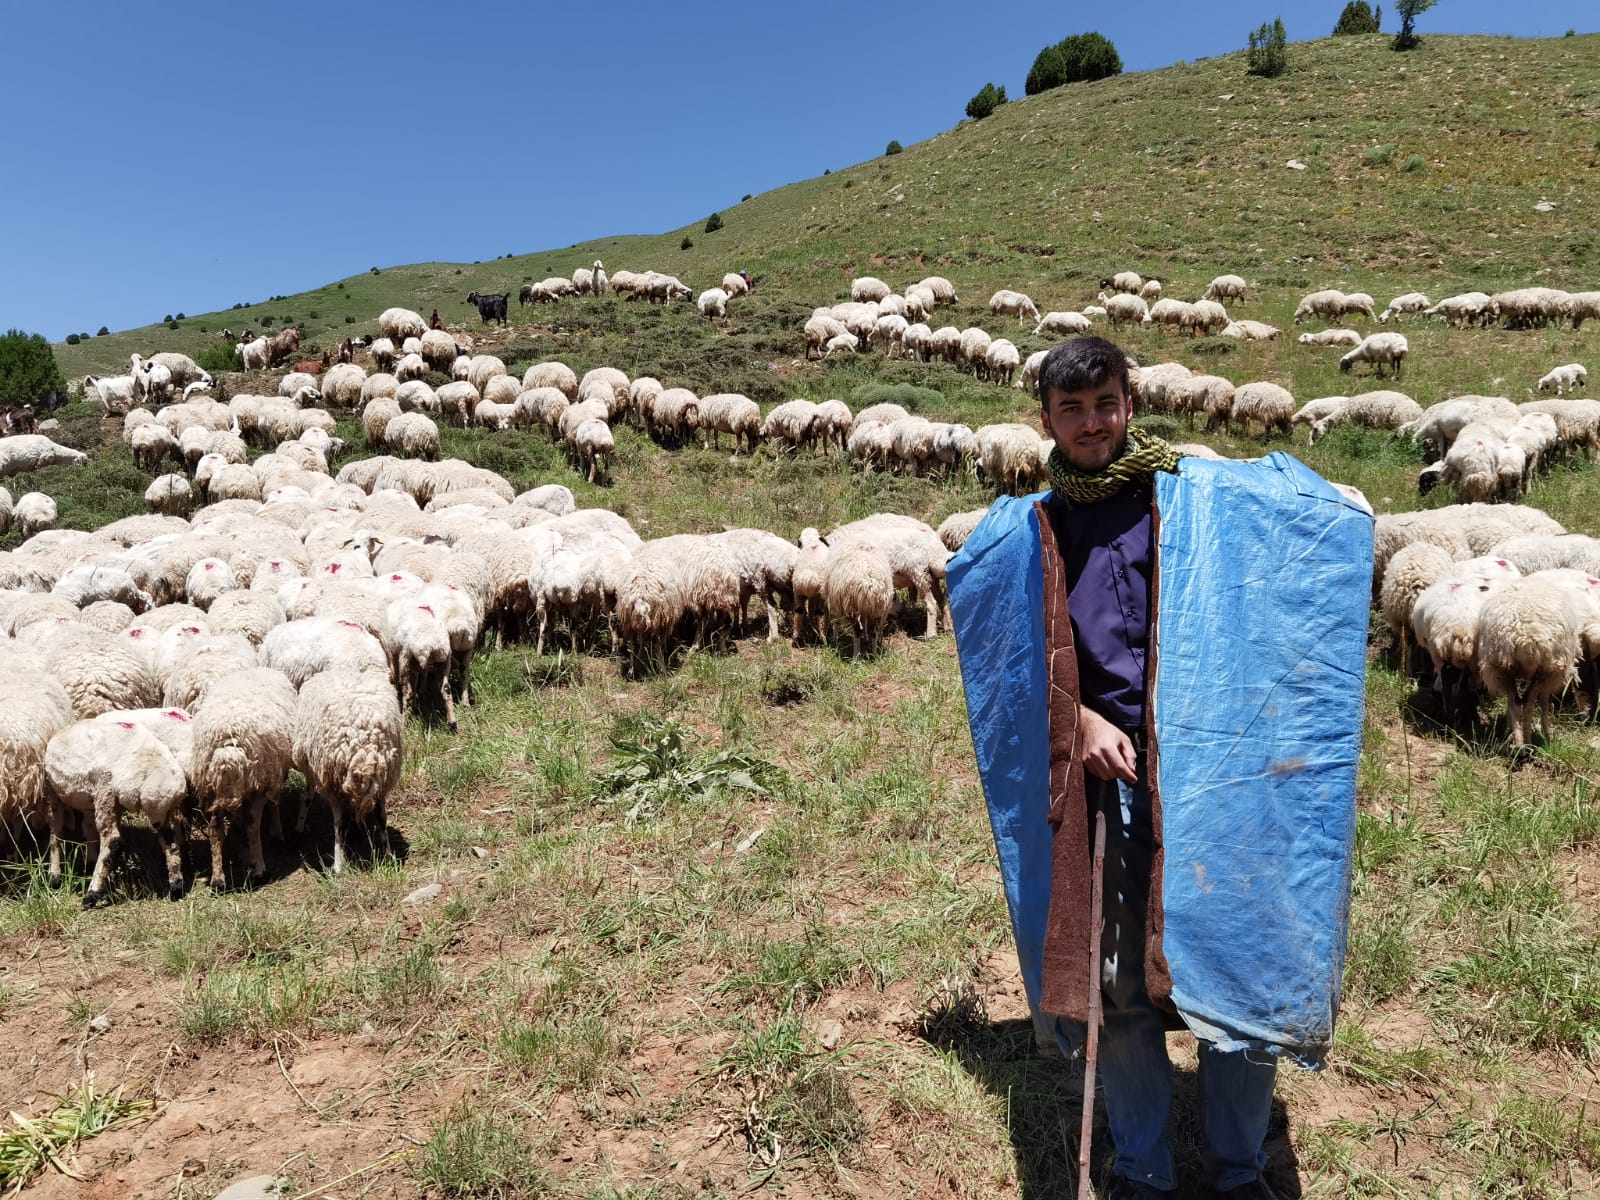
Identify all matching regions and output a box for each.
[1393,0,1435,50]
[1025,32,1123,95]
[885,140,903,156]
[705,212,724,233]
[1333,1,1380,34]
[0,329,65,405]
[965,82,1007,120]
[1246,18,1290,78]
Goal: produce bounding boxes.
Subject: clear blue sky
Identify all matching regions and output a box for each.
[1,0,1590,342]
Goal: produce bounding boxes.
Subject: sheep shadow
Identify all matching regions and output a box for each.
[914,1014,1304,1199]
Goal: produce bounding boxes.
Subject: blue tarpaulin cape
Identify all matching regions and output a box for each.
[948,453,1373,1066]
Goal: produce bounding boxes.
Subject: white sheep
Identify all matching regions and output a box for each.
[822,541,894,657]
[1202,275,1248,305]
[572,418,615,483]
[1230,382,1295,439]
[989,290,1041,323]
[1410,556,1521,729]
[1379,292,1431,323]
[1033,311,1092,338]
[1537,364,1587,397]
[386,412,441,460]
[985,339,1021,387]
[1478,573,1593,749]
[293,669,404,874]
[1296,329,1363,348]
[697,287,730,319]
[1422,292,1492,328]
[14,492,58,538]
[851,277,891,303]
[0,673,75,830]
[1101,271,1143,295]
[613,554,685,677]
[1339,333,1409,379]
[1220,320,1280,342]
[1308,390,1423,444]
[1102,294,1149,328]
[379,307,428,343]
[191,666,298,888]
[0,435,89,478]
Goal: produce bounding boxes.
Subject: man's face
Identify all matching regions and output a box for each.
[1042,377,1132,472]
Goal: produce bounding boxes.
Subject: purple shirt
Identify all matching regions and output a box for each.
[1046,485,1153,730]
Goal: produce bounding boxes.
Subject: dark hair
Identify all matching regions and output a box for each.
[1037,336,1129,405]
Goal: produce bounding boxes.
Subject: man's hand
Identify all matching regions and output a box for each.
[1078,705,1137,783]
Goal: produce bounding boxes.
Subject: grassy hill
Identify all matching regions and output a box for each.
[56,33,1600,381]
[5,33,1600,1200]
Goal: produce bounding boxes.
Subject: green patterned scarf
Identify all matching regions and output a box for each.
[1048,426,1184,504]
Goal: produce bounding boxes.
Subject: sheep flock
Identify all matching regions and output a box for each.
[13,248,1599,907]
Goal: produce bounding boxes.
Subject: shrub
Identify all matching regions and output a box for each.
[163,314,172,323]
[96,327,109,336]
[965,82,1007,120]
[345,315,356,324]
[1366,143,1397,166]
[704,212,724,233]
[1246,18,1289,78]
[1392,0,1435,50]
[0,329,66,404]
[308,310,319,319]
[742,193,752,201]
[850,382,943,414]
[167,320,179,331]
[1333,1,1380,34]
[1401,153,1424,172]
[370,267,380,275]
[175,312,185,320]
[65,333,80,345]
[680,236,694,250]
[1025,32,1123,95]
[885,140,903,156]
[195,342,238,375]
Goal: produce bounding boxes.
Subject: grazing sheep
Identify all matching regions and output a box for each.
[572,418,615,483]
[191,667,298,888]
[1478,574,1591,749]
[613,554,685,677]
[385,412,440,460]
[1100,272,1143,295]
[1102,294,1149,328]
[697,287,730,319]
[823,541,894,657]
[851,277,891,303]
[937,507,990,552]
[1411,556,1522,730]
[1231,382,1295,438]
[1292,289,1347,325]
[294,669,405,874]
[0,674,76,829]
[1340,333,1409,379]
[1379,293,1431,323]
[45,719,189,904]
[989,290,1041,323]
[379,307,427,343]
[1309,390,1423,444]
[761,400,821,452]
[1203,275,1248,305]
[985,339,1021,387]
[1422,292,1493,328]
[1033,311,1093,338]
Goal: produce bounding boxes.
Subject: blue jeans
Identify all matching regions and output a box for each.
[1091,757,1278,1192]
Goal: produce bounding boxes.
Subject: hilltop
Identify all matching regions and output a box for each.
[55,33,1599,379]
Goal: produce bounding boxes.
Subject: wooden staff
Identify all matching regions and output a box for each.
[1077,806,1108,1200]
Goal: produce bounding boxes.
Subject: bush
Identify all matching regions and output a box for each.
[680,236,694,250]
[1366,142,1396,166]
[0,329,66,404]
[1246,18,1289,78]
[1025,32,1123,95]
[260,316,275,328]
[96,327,109,336]
[195,342,238,375]
[705,212,724,233]
[1401,153,1424,172]
[965,82,1007,120]
[885,140,903,156]
[345,315,356,324]
[175,312,185,320]
[1392,0,1435,50]
[742,193,752,201]
[850,382,943,414]
[1333,1,1380,34]
[167,320,179,331]
[65,333,80,345]
[308,310,319,319]
[163,314,172,323]
[370,267,380,275]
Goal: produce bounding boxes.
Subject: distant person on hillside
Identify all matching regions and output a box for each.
[739,269,752,290]
[949,337,1369,1200]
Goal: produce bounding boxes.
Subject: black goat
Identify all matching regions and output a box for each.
[466,290,510,326]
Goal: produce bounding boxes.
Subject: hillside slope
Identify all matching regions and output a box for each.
[55,33,1599,378]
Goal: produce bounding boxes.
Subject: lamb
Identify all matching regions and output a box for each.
[1033,311,1093,338]
[804,315,846,359]
[0,434,89,477]
[1296,329,1363,348]
[1379,292,1431,323]
[825,332,861,357]
[697,287,730,319]
[822,541,894,657]
[14,492,58,538]
[1308,390,1423,444]
[1339,333,1409,378]
[45,719,189,904]
[190,667,298,888]
[1202,275,1248,305]
[1477,573,1592,749]
[1230,382,1295,439]
[1537,364,1587,397]
[989,290,1041,323]
[293,669,404,874]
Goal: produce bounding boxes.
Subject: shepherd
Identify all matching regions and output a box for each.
[949,336,1372,1199]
